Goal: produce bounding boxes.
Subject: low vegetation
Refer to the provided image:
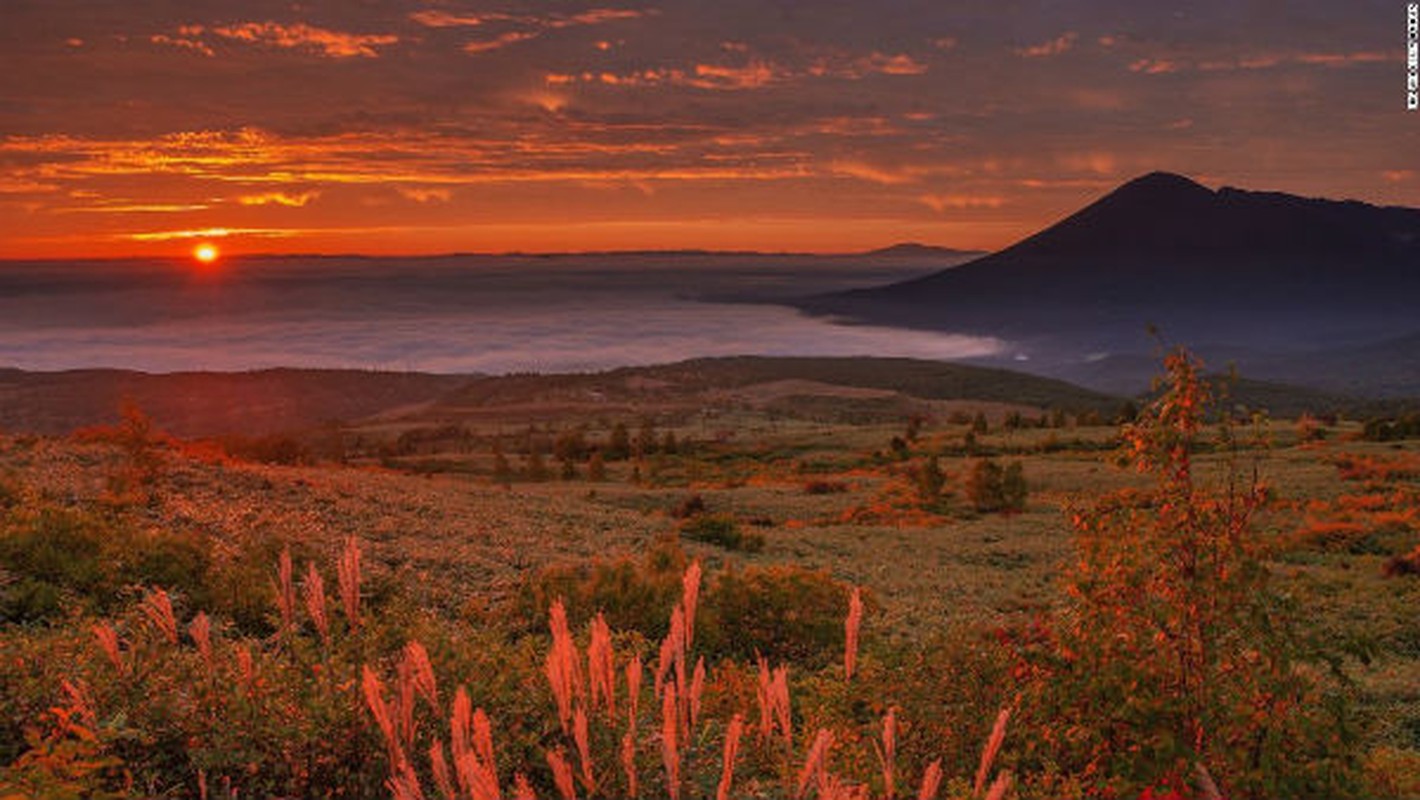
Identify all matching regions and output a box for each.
[0,350,1417,798]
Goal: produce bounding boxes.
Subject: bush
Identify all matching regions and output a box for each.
[679,513,764,552]
[913,454,946,508]
[511,536,685,638]
[669,493,706,519]
[216,433,312,465]
[1002,461,1027,512]
[965,459,1004,512]
[1383,544,1420,577]
[699,564,850,666]
[0,508,110,621]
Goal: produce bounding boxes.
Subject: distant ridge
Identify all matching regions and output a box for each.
[0,357,1120,436]
[797,172,1420,396]
[863,242,984,258]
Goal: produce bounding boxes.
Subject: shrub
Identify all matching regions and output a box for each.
[512,536,685,638]
[965,459,1005,512]
[679,514,764,552]
[1002,461,1028,512]
[217,433,312,465]
[1383,544,1420,577]
[803,479,849,495]
[669,493,706,519]
[699,564,850,666]
[913,454,946,508]
[0,508,110,621]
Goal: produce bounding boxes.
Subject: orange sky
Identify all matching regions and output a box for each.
[1,2,1416,259]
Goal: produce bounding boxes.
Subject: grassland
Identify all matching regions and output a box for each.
[1,357,1417,798]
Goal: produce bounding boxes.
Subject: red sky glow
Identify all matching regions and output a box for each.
[1,1,1416,258]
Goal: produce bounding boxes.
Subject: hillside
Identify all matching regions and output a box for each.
[3,355,1395,441]
[427,356,1122,421]
[0,368,473,436]
[0,357,1119,439]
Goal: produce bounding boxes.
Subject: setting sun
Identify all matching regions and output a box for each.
[193,242,219,264]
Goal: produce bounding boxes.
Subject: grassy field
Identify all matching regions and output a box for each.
[1,358,1417,798]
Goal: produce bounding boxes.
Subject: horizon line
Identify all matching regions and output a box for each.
[0,242,990,264]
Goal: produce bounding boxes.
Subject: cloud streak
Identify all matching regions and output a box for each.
[153,21,399,59]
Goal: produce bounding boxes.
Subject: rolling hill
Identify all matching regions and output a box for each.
[0,368,473,437]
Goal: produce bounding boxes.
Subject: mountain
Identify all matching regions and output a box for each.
[799,172,1420,396]
[863,242,984,258]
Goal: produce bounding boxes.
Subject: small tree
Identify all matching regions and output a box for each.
[607,423,631,461]
[524,443,549,482]
[636,419,658,457]
[914,454,947,508]
[1001,461,1027,513]
[586,451,606,482]
[1021,348,1357,798]
[965,459,1005,512]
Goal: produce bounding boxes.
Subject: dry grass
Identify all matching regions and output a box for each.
[2,406,1418,797]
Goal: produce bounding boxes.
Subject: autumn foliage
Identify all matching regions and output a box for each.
[1018,349,1357,798]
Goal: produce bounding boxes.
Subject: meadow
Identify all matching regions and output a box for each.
[1,352,1417,799]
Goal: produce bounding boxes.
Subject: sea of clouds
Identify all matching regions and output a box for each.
[0,254,1002,374]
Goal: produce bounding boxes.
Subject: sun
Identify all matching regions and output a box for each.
[193,242,220,265]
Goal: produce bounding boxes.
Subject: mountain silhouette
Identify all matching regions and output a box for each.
[799,172,1420,395]
[863,242,984,258]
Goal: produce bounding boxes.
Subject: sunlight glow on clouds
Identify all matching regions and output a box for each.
[0,1,1413,258]
[151,22,399,58]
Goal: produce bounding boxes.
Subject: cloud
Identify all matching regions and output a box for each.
[398,187,453,203]
[545,48,926,91]
[215,22,398,58]
[408,10,504,28]
[861,52,928,76]
[463,31,540,54]
[1129,58,1178,74]
[691,61,781,89]
[412,7,647,55]
[828,160,916,185]
[1015,32,1077,58]
[0,178,59,194]
[1057,152,1117,175]
[127,226,298,241]
[0,126,814,199]
[153,22,398,59]
[238,191,319,207]
[1133,50,1391,75]
[59,203,211,213]
[150,26,215,57]
[1293,51,1389,67]
[545,62,790,90]
[918,194,1004,212]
